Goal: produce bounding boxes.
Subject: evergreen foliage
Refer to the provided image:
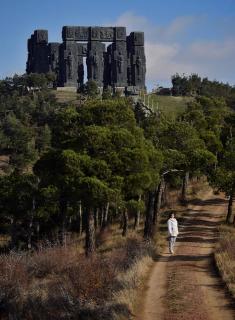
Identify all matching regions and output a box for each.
[171,73,235,110]
[0,73,234,253]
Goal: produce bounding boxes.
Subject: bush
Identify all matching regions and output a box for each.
[215,225,235,298]
[0,237,154,319]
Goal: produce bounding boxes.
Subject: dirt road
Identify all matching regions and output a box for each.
[138,191,235,320]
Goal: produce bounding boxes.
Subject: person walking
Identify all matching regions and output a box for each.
[167,211,179,254]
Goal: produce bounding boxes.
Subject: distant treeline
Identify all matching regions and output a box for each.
[157,73,235,109]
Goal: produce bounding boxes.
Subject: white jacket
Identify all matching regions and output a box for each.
[167,218,179,237]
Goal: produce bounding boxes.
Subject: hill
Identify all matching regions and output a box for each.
[54,90,193,119]
[54,90,80,104]
[145,94,193,118]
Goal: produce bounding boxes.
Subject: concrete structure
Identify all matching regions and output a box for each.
[26,26,146,92]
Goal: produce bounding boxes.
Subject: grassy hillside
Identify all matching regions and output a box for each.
[54,90,193,119]
[143,94,193,118]
[54,90,80,104]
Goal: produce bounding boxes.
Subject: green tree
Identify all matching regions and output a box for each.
[0,173,38,249]
[102,87,113,100]
[35,124,51,154]
[49,99,164,245]
[2,114,37,169]
[34,149,87,244]
[82,80,100,98]
[210,113,235,223]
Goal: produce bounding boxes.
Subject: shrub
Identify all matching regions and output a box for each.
[215,225,235,298]
[0,236,153,319]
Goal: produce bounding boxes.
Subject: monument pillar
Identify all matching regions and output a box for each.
[103,45,112,88]
[60,27,78,88]
[77,43,87,89]
[48,43,60,74]
[26,30,49,74]
[60,42,78,88]
[111,27,127,91]
[128,32,146,89]
[87,27,105,88]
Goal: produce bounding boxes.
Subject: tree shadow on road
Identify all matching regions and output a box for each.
[155,253,212,262]
[187,197,227,206]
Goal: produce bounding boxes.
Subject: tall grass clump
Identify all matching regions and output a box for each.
[215,225,235,298]
[0,236,154,320]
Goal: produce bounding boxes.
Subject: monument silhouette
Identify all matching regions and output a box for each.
[26,26,146,92]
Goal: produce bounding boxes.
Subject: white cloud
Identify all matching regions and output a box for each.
[159,15,198,38]
[110,12,199,40]
[146,42,179,80]
[189,39,235,60]
[114,12,149,32]
[108,12,235,87]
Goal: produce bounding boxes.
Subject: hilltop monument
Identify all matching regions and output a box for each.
[26,26,146,93]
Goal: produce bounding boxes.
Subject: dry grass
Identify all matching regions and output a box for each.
[215,224,235,298]
[0,236,154,320]
[165,270,189,314]
[189,177,209,196]
[96,225,132,253]
[54,90,78,103]
[114,255,153,318]
[143,94,193,119]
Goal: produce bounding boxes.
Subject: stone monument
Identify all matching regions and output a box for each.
[26,26,146,92]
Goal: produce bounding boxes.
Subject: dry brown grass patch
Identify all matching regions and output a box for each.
[0,236,154,319]
[215,224,235,298]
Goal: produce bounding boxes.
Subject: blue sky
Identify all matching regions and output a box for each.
[0,0,235,88]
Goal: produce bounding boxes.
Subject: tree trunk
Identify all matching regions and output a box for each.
[102,202,110,229]
[122,209,128,237]
[134,195,142,230]
[134,210,140,230]
[36,221,40,242]
[78,201,82,236]
[10,217,17,249]
[100,207,104,227]
[85,208,96,256]
[58,197,67,245]
[27,198,36,250]
[162,182,168,207]
[94,208,98,229]
[119,212,123,229]
[226,192,234,224]
[181,171,189,203]
[144,191,156,240]
[153,179,165,225]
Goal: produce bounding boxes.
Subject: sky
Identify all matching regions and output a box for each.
[0,0,235,89]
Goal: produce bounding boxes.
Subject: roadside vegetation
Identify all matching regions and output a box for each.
[215,225,235,298]
[0,235,154,320]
